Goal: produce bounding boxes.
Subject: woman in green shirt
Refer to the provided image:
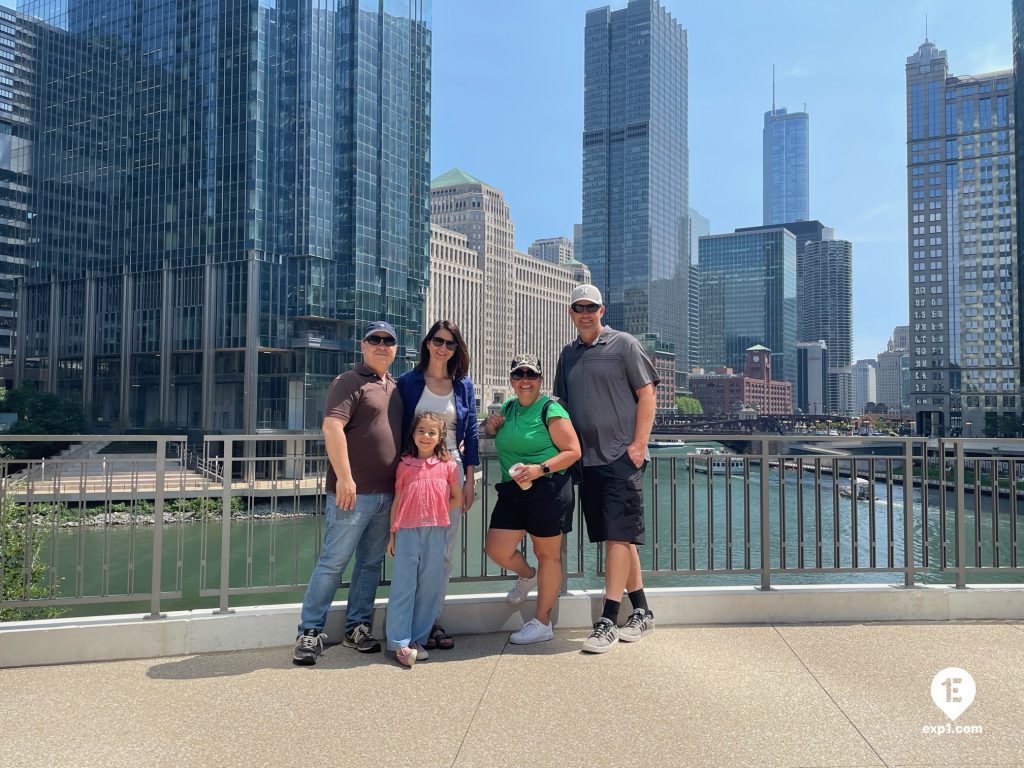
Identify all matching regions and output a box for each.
[483,354,581,645]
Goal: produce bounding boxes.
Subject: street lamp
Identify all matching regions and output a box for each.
[965,420,972,438]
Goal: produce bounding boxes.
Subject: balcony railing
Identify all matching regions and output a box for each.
[2,433,1023,619]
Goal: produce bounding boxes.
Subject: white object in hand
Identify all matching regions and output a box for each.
[509,462,532,490]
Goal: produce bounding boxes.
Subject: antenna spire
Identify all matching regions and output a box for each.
[925,14,929,43]
[772,64,776,113]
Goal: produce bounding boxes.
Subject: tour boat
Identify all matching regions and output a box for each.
[692,447,746,475]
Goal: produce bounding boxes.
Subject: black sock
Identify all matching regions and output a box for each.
[601,598,620,623]
[628,588,651,616]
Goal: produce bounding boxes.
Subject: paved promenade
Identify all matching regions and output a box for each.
[2,620,1023,767]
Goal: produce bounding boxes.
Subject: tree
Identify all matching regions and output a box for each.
[0,385,86,459]
[676,395,703,415]
[1,501,60,621]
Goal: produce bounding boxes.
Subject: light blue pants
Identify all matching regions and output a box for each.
[298,493,392,635]
[386,525,446,651]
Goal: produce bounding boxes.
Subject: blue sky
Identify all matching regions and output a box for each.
[431,0,1014,361]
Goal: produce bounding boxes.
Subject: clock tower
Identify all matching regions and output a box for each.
[745,345,772,381]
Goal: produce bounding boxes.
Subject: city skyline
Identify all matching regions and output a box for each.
[431,0,1014,361]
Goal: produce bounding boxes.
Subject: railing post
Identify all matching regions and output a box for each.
[560,533,568,597]
[759,437,771,591]
[218,437,234,613]
[147,438,167,619]
[902,438,915,588]
[955,438,967,589]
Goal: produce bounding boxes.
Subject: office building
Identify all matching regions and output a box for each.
[689,346,792,416]
[1016,0,1024,430]
[688,208,710,266]
[801,239,853,414]
[877,327,910,416]
[687,208,709,376]
[637,333,677,413]
[796,340,828,415]
[0,7,32,387]
[906,40,1019,436]
[735,219,851,412]
[16,0,430,433]
[426,224,485,390]
[698,227,797,388]
[763,107,809,225]
[431,168,515,407]
[430,169,586,409]
[513,251,590,405]
[580,0,688,386]
[528,237,574,265]
[852,359,878,415]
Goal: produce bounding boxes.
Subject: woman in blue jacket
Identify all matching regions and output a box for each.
[396,319,479,650]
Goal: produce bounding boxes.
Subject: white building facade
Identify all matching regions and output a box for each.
[429,169,587,409]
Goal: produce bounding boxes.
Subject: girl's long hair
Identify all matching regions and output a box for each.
[404,412,453,462]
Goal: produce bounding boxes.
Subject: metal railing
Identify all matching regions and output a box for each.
[2,433,1023,619]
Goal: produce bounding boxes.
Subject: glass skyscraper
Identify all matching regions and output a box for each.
[906,40,1018,437]
[15,0,430,433]
[1015,0,1024,420]
[697,228,797,388]
[580,0,688,386]
[763,107,809,225]
[0,7,30,387]
[735,220,851,413]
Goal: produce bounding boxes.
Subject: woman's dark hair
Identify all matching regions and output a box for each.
[415,319,471,380]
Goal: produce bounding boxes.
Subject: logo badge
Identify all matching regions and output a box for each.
[930,667,976,722]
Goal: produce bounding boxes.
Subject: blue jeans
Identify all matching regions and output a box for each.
[386,525,446,651]
[298,493,392,635]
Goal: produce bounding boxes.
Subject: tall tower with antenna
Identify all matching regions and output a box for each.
[763,70,809,225]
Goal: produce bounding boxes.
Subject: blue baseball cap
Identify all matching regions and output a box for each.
[362,321,397,340]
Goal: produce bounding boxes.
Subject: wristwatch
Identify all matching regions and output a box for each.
[541,463,551,474]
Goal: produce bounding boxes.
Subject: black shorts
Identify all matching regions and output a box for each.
[489,471,574,539]
[579,453,647,544]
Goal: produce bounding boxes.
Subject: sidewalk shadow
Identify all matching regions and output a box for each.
[145,644,383,680]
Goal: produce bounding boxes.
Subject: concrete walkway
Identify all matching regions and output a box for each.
[2,621,1024,767]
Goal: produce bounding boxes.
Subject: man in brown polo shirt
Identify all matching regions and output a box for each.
[293,321,403,665]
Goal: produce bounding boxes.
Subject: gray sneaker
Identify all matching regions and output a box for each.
[581,618,619,654]
[342,623,382,653]
[619,608,655,642]
[292,629,326,666]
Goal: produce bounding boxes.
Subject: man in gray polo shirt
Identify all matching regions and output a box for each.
[554,284,659,654]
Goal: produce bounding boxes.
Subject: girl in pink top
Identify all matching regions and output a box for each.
[385,412,462,667]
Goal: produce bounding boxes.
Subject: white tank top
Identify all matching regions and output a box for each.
[415,386,459,454]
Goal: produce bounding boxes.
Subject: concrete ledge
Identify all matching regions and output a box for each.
[3,583,1024,668]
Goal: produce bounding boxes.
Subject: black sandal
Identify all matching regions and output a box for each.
[428,624,455,650]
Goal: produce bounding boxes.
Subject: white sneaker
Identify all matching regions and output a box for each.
[506,572,538,605]
[510,618,554,645]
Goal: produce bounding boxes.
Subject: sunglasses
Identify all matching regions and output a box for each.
[510,369,541,380]
[570,302,601,314]
[429,336,458,351]
[364,335,397,347]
